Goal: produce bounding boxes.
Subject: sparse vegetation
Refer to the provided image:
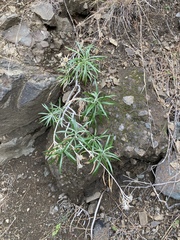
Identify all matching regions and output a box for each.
[1,0,180,239]
[40,42,119,174]
[58,42,104,86]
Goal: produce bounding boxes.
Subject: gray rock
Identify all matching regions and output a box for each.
[18,78,53,107]
[0,135,35,164]
[101,68,167,162]
[150,221,160,228]
[40,41,49,48]
[31,2,56,26]
[85,192,101,203]
[19,34,34,47]
[155,153,180,200]
[3,22,33,46]
[139,211,148,226]
[33,29,50,42]
[56,17,73,33]
[44,167,50,177]
[88,202,97,215]
[0,14,20,30]
[32,3,54,21]
[123,95,134,105]
[49,205,58,215]
[0,58,60,165]
[53,38,63,49]
[138,110,148,116]
[125,47,135,56]
[93,220,109,240]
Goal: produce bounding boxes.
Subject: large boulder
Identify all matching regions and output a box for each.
[0,58,59,164]
[155,153,180,200]
[102,67,168,163]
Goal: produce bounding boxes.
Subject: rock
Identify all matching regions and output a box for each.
[93,219,109,240]
[150,221,160,228]
[0,58,60,165]
[40,41,49,48]
[130,159,137,165]
[155,153,180,200]
[32,48,45,63]
[0,14,20,30]
[119,124,125,131]
[47,126,103,203]
[125,47,135,56]
[33,29,50,42]
[123,95,134,105]
[17,173,28,180]
[3,22,33,46]
[139,211,148,226]
[150,192,156,197]
[48,183,56,192]
[138,110,148,116]
[56,17,73,33]
[43,167,50,177]
[85,192,101,203]
[46,68,168,205]
[19,34,34,47]
[134,148,146,157]
[53,38,63,49]
[5,219,10,224]
[102,68,167,162]
[31,3,55,22]
[153,214,164,221]
[48,154,102,203]
[137,174,145,179]
[49,205,58,215]
[88,202,97,215]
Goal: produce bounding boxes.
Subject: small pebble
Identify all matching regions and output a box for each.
[5,219,10,224]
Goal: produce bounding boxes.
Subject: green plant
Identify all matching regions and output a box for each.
[40,91,118,174]
[82,86,115,126]
[40,102,63,127]
[58,42,104,86]
[87,132,119,174]
[45,121,118,174]
[52,223,61,237]
[40,42,119,175]
[47,119,89,169]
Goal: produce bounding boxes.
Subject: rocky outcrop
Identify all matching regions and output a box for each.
[46,67,168,201]
[0,1,74,65]
[0,58,59,164]
[103,68,168,163]
[0,1,74,164]
[155,153,180,200]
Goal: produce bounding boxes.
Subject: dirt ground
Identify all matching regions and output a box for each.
[0,0,180,239]
[0,133,180,240]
